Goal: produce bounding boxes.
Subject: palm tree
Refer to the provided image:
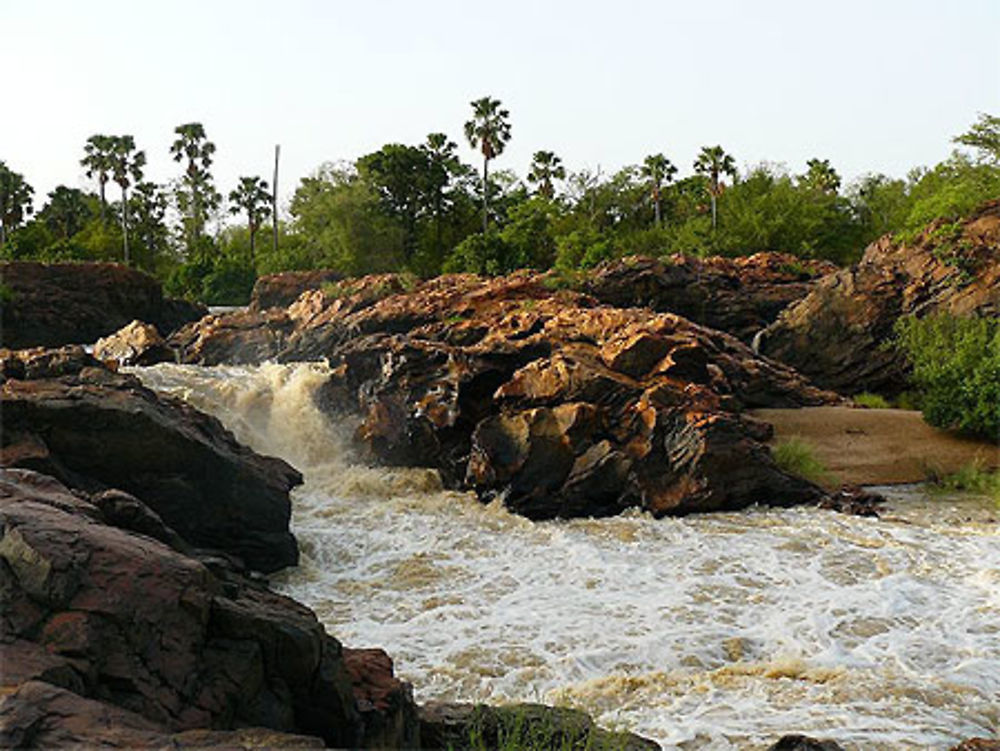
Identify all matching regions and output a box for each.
[641,154,677,227]
[693,145,737,230]
[81,134,116,223]
[171,122,220,259]
[800,158,841,194]
[110,135,146,265]
[463,96,512,233]
[422,132,460,258]
[228,176,272,268]
[41,186,93,239]
[527,150,566,200]
[0,162,34,247]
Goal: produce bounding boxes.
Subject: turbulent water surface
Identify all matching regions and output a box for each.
[136,362,999,750]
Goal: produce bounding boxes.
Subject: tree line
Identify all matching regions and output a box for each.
[1,105,998,304]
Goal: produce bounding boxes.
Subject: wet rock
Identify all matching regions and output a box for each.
[767,735,845,751]
[168,307,297,365]
[94,319,175,367]
[0,261,205,348]
[817,486,886,517]
[0,347,300,572]
[584,252,837,342]
[950,741,1000,751]
[0,469,414,747]
[758,200,1000,394]
[418,701,661,751]
[251,268,344,310]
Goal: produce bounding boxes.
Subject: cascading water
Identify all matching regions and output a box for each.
[135,362,999,749]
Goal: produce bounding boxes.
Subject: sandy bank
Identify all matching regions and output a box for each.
[749,406,1000,487]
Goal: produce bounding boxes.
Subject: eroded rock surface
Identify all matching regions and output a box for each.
[94,319,175,367]
[758,200,1000,394]
[251,269,344,310]
[0,261,205,348]
[0,468,416,748]
[0,346,299,572]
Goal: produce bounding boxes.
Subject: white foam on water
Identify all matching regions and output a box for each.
[135,363,1000,750]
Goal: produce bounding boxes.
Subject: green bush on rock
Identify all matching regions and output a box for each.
[894,315,1000,440]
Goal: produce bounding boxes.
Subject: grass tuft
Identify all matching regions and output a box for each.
[853,392,890,409]
[772,437,830,485]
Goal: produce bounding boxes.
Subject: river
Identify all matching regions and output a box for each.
[134,362,999,750]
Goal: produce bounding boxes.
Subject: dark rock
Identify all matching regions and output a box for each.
[950,741,1000,751]
[418,701,661,751]
[818,486,886,517]
[759,200,1000,394]
[0,348,300,572]
[767,735,845,751]
[0,261,205,348]
[94,319,175,367]
[584,252,837,342]
[0,469,415,748]
[251,269,344,310]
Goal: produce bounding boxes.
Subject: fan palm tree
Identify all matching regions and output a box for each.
[228,176,272,267]
[171,122,220,258]
[0,162,34,246]
[641,154,677,227]
[800,158,842,194]
[81,134,116,223]
[464,96,512,233]
[693,146,737,230]
[527,150,566,200]
[110,135,146,265]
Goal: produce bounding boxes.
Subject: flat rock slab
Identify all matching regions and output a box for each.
[750,407,1000,486]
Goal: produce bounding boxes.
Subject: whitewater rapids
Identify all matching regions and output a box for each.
[134,362,999,750]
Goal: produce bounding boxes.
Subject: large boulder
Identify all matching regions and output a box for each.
[93,319,174,367]
[0,261,206,348]
[0,468,417,748]
[251,269,344,310]
[583,252,837,342]
[758,200,1000,394]
[0,346,299,572]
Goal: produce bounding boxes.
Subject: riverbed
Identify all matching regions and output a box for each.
[135,362,1000,750]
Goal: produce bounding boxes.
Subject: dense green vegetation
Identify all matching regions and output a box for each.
[894,315,1000,440]
[1,110,998,305]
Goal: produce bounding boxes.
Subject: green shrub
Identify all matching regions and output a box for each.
[772,437,830,485]
[894,315,1000,440]
[931,460,1000,503]
[853,392,890,409]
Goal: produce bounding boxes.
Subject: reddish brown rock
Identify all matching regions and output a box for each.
[0,468,417,748]
[0,347,300,572]
[950,741,1000,751]
[250,268,344,310]
[583,252,837,342]
[758,200,1000,394]
[0,261,206,348]
[93,319,174,367]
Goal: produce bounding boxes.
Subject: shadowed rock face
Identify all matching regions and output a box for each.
[0,346,300,572]
[0,468,417,749]
[0,261,205,348]
[251,269,345,310]
[583,252,837,343]
[758,200,1000,394]
[175,271,838,519]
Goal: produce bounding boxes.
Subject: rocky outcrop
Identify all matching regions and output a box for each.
[758,200,1000,394]
[767,736,845,751]
[251,269,344,310]
[0,261,206,348]
[0,346,299,572]
[174,273,838,519]
[93,319,175,367]
[583,253,837,342]
[418,701,660,751]
[0,467,417,748]
[950,741,1000,751]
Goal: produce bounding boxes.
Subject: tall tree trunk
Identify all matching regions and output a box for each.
[0,223,6,247]
[710,194,717,231]
[654,185,661,227]
[249,217,256,268]
[482,156,489,235]
[273,145,280,257]
[121,186,130,266]
[98,179,107,224]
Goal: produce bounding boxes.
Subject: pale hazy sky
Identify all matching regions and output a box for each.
[3,0,998,213]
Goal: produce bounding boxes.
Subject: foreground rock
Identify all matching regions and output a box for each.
[419,701,660,750]
[758,200,1000,394]
[0,346,299,572]
[93,319,175,367]
[584,252,836,342]
[173,272,839,519]
[0,261,206,348]
[0,467,415,748]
